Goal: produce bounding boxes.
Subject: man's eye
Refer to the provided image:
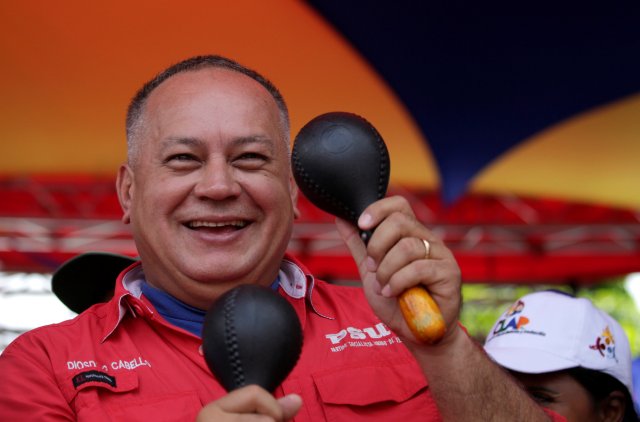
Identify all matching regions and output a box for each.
[234,153,269,168]
[167,153,196,162]
[237,152,267,161]
[164,154,200,170]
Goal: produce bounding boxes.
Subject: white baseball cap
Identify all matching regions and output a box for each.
[483,290,633,397]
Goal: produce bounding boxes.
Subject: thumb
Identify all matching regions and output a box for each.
[277,394,302,420]
[335,218,368,280]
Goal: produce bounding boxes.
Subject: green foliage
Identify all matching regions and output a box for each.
[460,278,640,357]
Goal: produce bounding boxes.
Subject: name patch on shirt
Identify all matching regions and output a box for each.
[72,370,116,389]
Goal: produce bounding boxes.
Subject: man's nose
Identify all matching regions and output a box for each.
[193,158,242,200]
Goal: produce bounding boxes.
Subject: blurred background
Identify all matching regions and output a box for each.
[1,0,639,370]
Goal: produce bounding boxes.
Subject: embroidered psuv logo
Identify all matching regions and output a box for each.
[492,300,530,335]
[324,323,402,353]
[72,370,116,389]
[589,326,617,362]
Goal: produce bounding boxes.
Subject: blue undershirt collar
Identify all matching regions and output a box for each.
[141,276,280,337]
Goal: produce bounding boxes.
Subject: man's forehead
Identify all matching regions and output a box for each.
[149,67,268,102]
[142,67,279,124]
[135,66,288,155]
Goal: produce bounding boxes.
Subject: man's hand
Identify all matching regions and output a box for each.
[337,196,557,421]
[336,195,462,347]
[196,385,302,422]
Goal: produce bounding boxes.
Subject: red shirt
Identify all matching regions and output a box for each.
[0,255,563,421]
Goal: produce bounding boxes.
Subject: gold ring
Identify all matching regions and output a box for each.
[422,239,431,259]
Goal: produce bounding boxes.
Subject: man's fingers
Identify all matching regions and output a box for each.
[197,385,301,421]
[335,217,369,279]
[357,195,415,231]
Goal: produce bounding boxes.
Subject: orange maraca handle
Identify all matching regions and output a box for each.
[398,286,446,344]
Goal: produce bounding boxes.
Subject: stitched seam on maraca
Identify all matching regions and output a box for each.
[350,111,388,200]
[223,289,245,388]
[291,150,357,222]
[368,125,389,199]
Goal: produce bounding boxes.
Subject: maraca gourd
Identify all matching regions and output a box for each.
[202,285,303,392]
[292,112,445,344]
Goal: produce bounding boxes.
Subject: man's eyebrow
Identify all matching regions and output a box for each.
[160,137,202,149]
[231,136,276,153]
[159,136,277,153]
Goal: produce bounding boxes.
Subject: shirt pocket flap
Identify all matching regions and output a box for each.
[60,370,139,403]
[107,391,201,422]
[312,360,428,406]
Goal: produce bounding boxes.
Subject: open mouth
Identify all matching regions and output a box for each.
[186,220,249,231]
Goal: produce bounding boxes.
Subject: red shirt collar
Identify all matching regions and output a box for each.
[102,253,333,341]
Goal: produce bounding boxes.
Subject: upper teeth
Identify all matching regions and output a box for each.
[189,220,246,228]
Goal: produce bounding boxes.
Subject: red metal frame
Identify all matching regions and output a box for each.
[1,176,639,283]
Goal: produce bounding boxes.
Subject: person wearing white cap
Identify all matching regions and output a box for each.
[484,290,638,422]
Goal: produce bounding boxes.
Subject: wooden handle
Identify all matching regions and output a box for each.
[398,286,446,344]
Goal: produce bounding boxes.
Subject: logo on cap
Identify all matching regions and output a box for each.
[492,300,530,335]
[589,326,618,362]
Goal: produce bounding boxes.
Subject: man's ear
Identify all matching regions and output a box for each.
[116,164,134,224]
[290,174,301,220]
[597,390,625,422]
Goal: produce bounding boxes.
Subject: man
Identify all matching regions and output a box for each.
[0,55,562,421]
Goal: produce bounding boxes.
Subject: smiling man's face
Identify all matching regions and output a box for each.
[117,67,298,309]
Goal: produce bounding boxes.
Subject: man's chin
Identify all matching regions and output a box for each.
[184,264,256,286]
[176,249,275,285]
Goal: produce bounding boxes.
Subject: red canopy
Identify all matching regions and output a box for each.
[1,2,638,282]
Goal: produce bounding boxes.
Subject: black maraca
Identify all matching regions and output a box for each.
[202,285,303,392]
[292,112,389,243]
[292,112,445,344]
